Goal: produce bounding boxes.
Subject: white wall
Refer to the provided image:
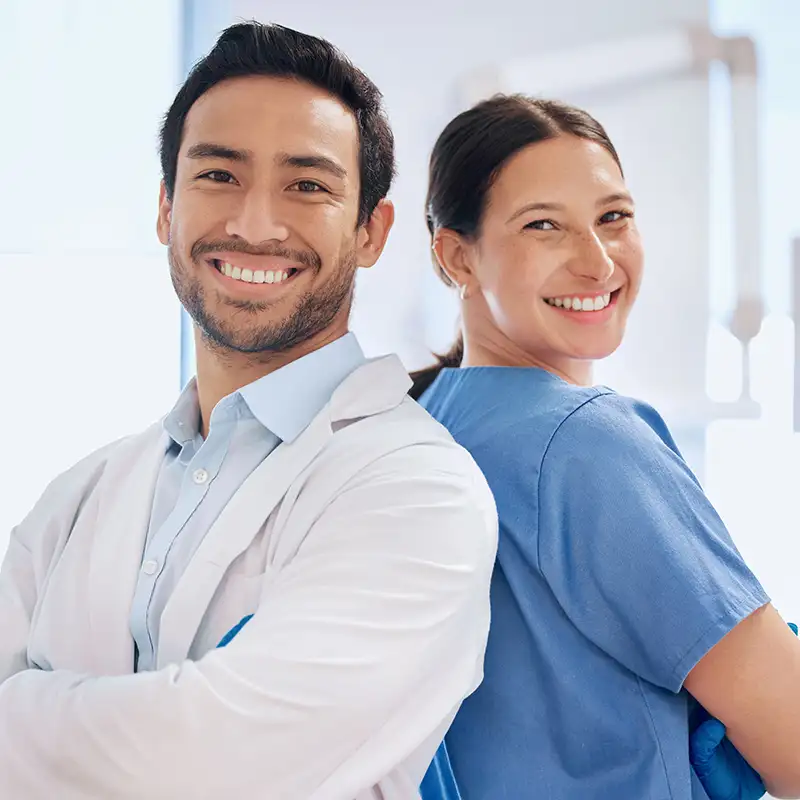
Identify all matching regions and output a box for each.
[0,0,183,553]
[703,0,800,635]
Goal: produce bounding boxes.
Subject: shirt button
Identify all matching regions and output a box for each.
[192,468,209,485]
[142,559,159,576]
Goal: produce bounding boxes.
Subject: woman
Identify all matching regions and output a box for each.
[413,95,800,799]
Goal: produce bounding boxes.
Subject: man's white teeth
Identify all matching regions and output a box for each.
[545,293,612,311]
[218,261,292,284]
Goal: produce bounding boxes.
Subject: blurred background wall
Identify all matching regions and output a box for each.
[1,0,797,629]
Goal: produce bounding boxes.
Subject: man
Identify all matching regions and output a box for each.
[0,22,497,799]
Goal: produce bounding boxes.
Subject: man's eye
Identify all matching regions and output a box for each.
[199,171,235,184]
[292,180,326,193]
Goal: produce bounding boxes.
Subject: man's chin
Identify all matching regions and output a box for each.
[196,311,318,357]
[199,328,281,355]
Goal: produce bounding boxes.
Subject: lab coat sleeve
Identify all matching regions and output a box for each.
[0,526,37,683]
[0,443,498,799]
[0,440,119,686]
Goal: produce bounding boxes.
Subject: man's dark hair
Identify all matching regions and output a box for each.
[159,21,395,225]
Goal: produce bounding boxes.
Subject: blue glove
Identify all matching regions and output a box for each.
[691,717,766,800]
[216,614,253,647]
[690,621,798,800]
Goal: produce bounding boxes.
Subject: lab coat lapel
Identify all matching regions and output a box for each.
[87,424,167,673]
[156,355,413,668]
[156,410,332,667]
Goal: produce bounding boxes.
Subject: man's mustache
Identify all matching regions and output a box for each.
[191,240,321,270]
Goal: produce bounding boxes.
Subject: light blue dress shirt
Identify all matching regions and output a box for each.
[129,333,366,672]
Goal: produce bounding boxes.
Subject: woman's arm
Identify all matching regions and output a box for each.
[685,604,800,798]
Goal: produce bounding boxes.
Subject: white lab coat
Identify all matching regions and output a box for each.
[0,355,497,800]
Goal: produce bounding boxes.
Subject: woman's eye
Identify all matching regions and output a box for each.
[524,219,556,231]
[600,209,633,224]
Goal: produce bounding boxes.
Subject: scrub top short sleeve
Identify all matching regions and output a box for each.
[536,392,769,692]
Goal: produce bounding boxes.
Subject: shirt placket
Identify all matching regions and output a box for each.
[136,402,239,668]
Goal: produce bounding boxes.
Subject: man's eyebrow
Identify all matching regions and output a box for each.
[186,142,252,162]
[277,152,348,180]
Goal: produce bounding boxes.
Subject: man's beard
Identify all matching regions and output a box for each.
[168,242,357,359]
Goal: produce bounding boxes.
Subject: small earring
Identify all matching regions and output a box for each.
[459,284,469,300]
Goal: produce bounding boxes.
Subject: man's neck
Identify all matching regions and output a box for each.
[192,327,347,438]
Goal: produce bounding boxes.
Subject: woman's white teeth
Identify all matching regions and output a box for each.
[219,262,291,284]
[546,293,612,311]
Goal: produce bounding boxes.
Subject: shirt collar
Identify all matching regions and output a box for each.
[163,333,366,445]
[163,379,201,447]
[238,332,366,443]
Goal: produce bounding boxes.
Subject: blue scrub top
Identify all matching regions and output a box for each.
[419,366,768,799]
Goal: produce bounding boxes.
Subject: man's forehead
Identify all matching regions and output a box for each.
[181,76,359,165]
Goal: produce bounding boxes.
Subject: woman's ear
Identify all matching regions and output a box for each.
[432,229,477,297]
